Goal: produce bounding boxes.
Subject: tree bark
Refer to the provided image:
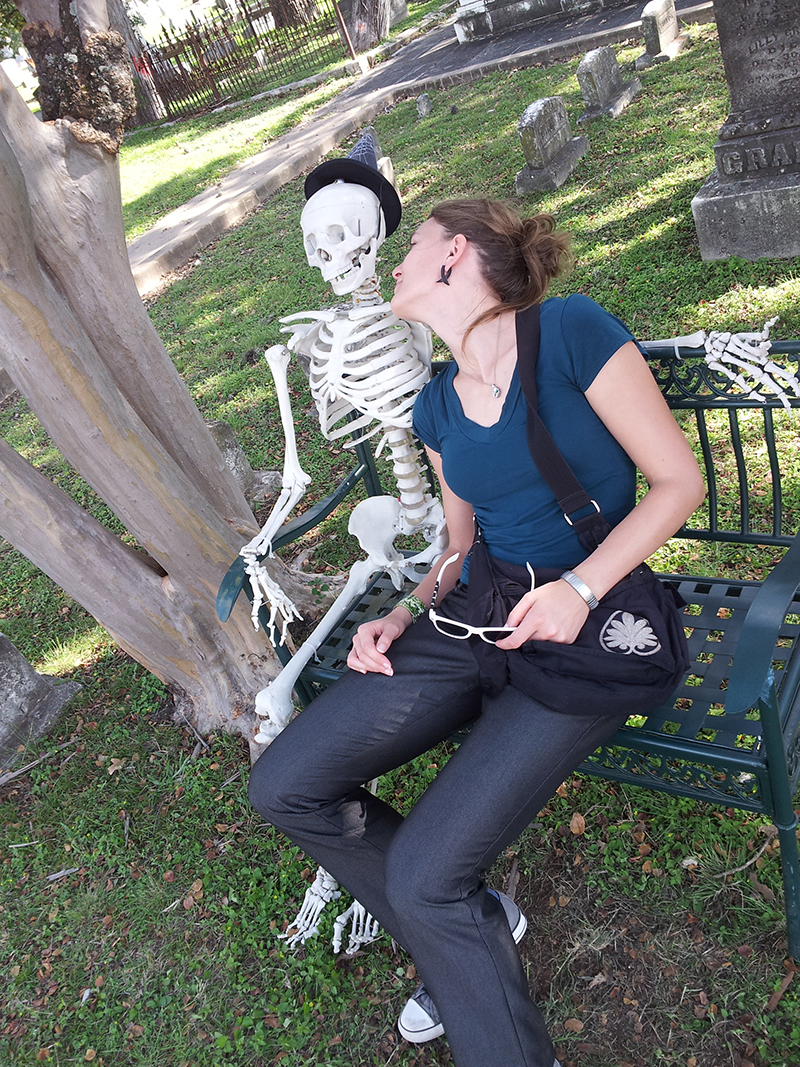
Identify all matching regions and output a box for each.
[0,434,268,736]
[104,0,167,125]
[339,0,389,52]
[0,1,320,744]
[268,0,319,30]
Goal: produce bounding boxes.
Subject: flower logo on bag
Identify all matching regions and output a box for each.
[599,611,662,656]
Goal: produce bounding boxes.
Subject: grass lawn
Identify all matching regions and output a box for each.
[3,21,800,1067]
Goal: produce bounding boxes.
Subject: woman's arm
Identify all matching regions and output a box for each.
[347,447,475,675]
[499,340,705,648]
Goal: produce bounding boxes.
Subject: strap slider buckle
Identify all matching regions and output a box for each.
[563,499,600,527]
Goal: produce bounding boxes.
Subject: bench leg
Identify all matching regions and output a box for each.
[776,815,800,962]
[760,690,800,961]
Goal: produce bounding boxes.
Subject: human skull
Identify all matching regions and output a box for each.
[301,181,386,295]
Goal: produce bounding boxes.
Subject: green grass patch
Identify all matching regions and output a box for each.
[3,709,798,1065]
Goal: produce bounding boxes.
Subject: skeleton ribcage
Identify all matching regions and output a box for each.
[306,308,430,445]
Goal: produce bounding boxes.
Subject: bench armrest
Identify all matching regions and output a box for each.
[725,528,800,713]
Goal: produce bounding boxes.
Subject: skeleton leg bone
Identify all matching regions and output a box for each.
[253,496,407,743]
[333,899,382,955]
[261,498,409,947]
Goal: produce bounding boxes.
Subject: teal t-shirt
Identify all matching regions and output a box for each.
[412,294,637,570]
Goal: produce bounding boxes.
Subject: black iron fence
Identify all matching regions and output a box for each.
[131,0,353,125]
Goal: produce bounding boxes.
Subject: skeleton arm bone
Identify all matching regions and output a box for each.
[240,345,312,560]
[239,346,312,631]
[639,332,707,352]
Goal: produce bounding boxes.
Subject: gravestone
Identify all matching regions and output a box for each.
[337,0,408,47]
[453,0,631,44]
[578,47,641,123]
[516,98,588,194]
[205,420,281,501]
[691,0,800,261]
[635,0,688,69]
[416,93,432,118]
[0,367,15,404]
[0,633,81,769]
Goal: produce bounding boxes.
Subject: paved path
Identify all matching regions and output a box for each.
[128,0,714,297]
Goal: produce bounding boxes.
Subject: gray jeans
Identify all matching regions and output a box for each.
[249,583,626,1067]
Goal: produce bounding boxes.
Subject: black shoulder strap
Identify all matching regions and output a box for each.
[515,304,611,553]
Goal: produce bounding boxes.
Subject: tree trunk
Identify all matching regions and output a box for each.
[339,0,389,52]
[105,0,167,125]
[0,434,269,737]
[0,0,321,745]
[268,0,319,30]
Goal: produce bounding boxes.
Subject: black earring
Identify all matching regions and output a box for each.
[436,264,452,286]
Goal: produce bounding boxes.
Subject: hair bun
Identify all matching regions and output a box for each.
[430,200,572,342]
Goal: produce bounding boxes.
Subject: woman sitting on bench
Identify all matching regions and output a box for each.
[249,197,704,1067]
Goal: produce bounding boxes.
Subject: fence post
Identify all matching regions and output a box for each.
[333,0,358,60]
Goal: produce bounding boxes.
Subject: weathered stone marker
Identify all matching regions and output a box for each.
[416,93,432,118]
[453,0,631,44]
[691,0,800,261]
[0,367,15,404]
[578,47,641,123]
[516,97,588,194]
[0,633,81,769]
[635,0,688,69]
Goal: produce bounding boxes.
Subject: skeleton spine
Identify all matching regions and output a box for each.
[384,427,435,524]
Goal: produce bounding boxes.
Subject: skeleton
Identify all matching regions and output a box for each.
[238,134,445,951]
[641,317,800,406]
[241,175,445,735]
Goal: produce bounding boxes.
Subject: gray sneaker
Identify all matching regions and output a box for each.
[397,890,527,1044]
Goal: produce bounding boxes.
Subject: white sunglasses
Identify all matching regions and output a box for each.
[428,552,535,644]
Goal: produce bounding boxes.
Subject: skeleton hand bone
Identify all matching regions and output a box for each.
[641,318,799,408]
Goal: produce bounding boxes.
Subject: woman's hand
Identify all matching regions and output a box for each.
[495,579,589,649]
[347,607,411,676]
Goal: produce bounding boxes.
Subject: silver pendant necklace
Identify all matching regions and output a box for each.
[458,367,502,398]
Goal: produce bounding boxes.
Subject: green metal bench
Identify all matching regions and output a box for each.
[218,341,800,960]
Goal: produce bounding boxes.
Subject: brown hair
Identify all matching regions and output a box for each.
[429,198,573,342]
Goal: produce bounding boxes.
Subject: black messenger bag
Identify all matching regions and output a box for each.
[465,304,689,717]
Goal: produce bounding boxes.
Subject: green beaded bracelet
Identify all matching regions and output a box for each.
[397,594,427,623]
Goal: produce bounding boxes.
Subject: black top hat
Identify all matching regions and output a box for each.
[304,131,402,237]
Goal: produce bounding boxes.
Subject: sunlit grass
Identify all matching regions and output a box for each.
[36,626,112,677]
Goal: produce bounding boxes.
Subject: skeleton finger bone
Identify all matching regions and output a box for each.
[643,320,799,406]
